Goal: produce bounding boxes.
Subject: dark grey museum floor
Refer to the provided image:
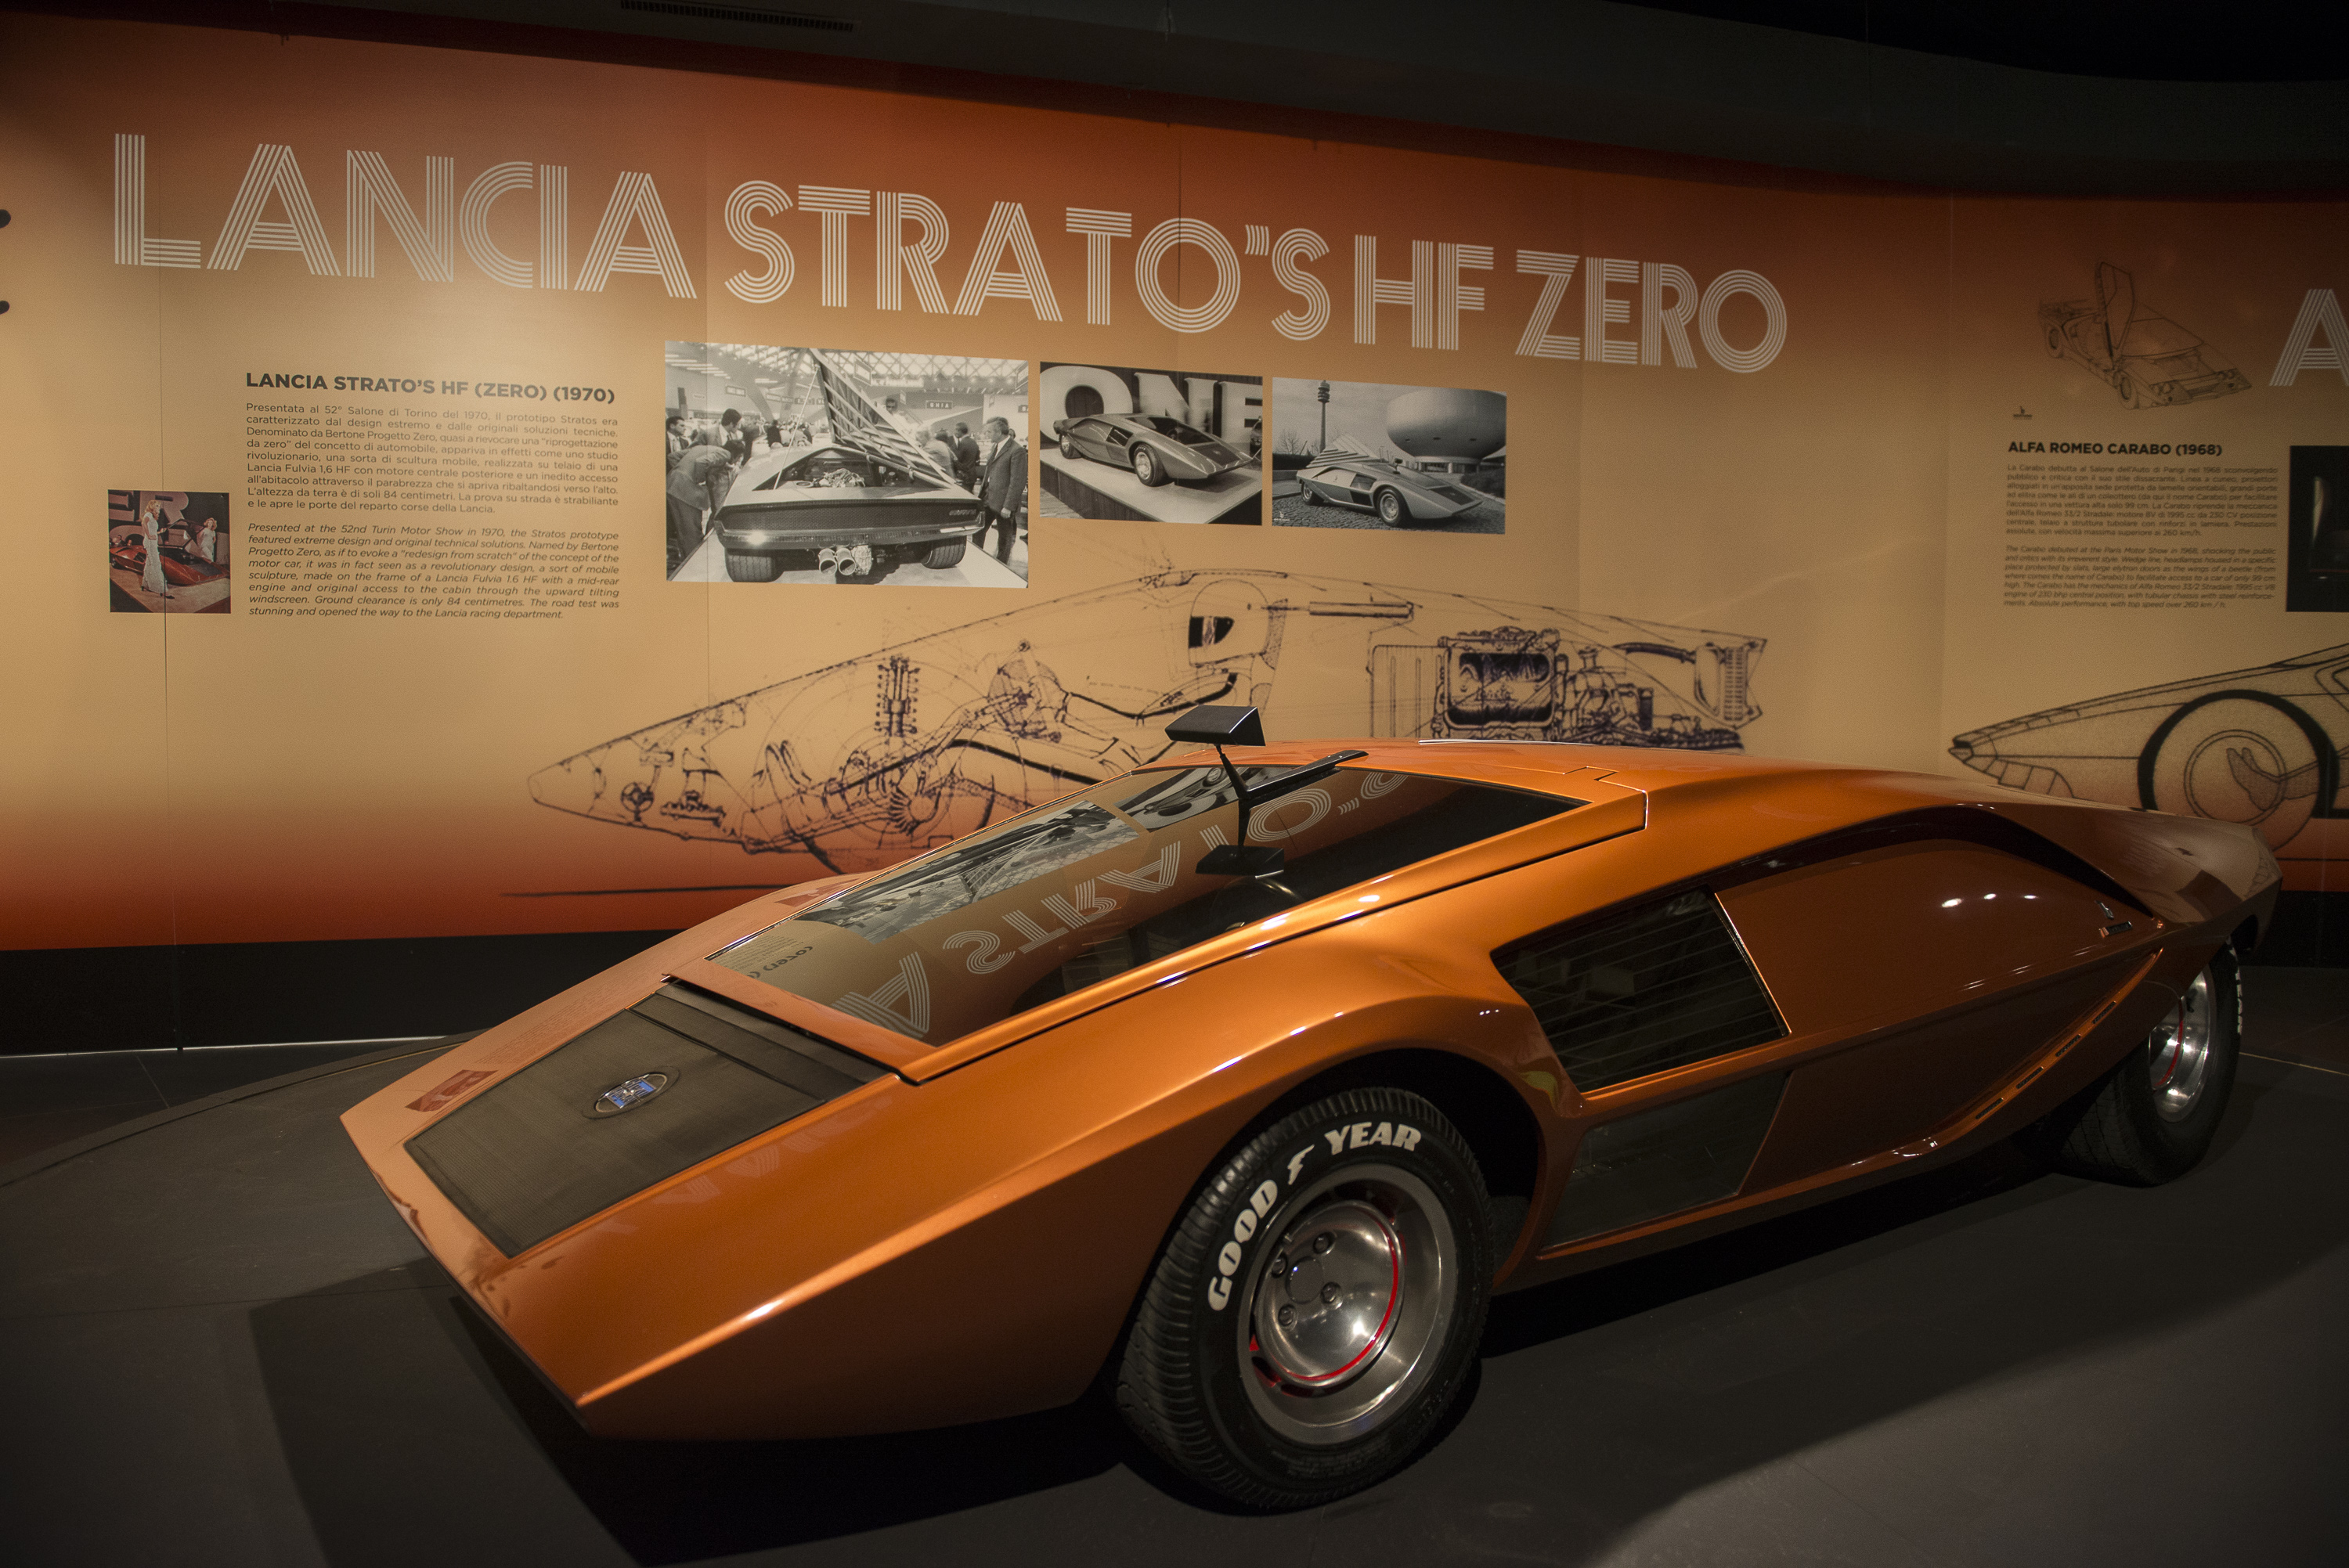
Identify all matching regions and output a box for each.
[3,973,2347,1566]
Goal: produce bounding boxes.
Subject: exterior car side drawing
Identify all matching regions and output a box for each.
[1053,413,1250,488]
[2039,262,2250,409]
[525,570,1766,878]
[351,707,2275,1508]
[710,351,986,583]
[1950,642,2349,887]
[1294,456,1488,524]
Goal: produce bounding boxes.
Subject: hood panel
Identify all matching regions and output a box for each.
[406,982,886,1256]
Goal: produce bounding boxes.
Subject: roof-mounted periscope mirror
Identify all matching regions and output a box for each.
[1164,705,1267,748]
[1164,704,1364,880]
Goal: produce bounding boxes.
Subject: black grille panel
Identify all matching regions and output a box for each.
[1496,889,1784,1092]
[1546,1072,1787,1246]
[406,983,886,1256]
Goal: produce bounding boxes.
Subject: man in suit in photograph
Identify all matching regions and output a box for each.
[980,416,1027,566]
[952,421,980,491]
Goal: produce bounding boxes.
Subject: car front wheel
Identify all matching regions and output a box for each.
[1116,1087,1492,1509]
[1375,488,1407,524]
[2024,950,2239,1185]
[1131,445,1167,486]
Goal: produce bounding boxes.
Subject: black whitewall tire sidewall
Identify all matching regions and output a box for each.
[1117,1087,1494,1508]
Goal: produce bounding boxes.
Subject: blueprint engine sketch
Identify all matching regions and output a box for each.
[530,571,1766,870]
[2040,263,2250,410]
[1951,643,2349,881]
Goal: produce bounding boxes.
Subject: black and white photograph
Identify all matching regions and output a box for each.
[664,344,1030,586]
[1270,378,1507,534]
[1036,363,1263,527]
[107,488,231,613]
[796,802,1138,943]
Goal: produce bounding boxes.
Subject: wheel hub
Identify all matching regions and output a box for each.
[2149,967,2217,1122]
[1254,1201,1402,1388]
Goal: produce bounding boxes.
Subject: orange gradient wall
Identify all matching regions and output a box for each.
[2,13,2343,954]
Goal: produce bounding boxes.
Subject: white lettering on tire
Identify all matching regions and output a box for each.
[1207,1178,1291,1310]
[1207,1128,1420,1310]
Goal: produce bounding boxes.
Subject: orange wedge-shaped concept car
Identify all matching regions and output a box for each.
[345,705,2275,1508]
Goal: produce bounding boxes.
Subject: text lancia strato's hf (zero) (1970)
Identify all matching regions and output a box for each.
[345,704,2275,1508]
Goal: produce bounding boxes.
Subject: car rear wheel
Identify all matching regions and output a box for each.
[921,539,967,570]
[1115,1087,1492,1509]
[722,550,780,582]
[1131,445,1168,487]
[1375,488,1407,525]
[2023,950,2239,1186]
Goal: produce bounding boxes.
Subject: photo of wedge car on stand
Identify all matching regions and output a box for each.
[5,5,2347,1566]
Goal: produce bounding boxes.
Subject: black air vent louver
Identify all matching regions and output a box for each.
[1496,889,1784,1092]
[406,982,886,1256]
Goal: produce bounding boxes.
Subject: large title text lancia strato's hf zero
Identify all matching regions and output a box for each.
[347,706,2275,1507]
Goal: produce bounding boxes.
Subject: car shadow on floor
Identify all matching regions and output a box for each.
[247,1063,2343,1563]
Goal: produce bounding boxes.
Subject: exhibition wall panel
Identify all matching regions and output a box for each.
[1,13,2343,1047]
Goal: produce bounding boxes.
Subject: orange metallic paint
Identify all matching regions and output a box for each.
[341,741,2275,1440]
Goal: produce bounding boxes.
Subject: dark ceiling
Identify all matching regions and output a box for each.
[32,0,2349,193]
[1623,2,2349,84]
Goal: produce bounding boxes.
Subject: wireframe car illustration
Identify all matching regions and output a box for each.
[350,703,2274,1508]
[712,352,984,583]
[1950,643,2349,888]
[524,570,1765,879]
[1295,453,1488,524]
[2040,262,2251,409]
[1052,413,1250,487]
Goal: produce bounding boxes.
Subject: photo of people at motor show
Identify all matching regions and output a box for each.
[1270,378,1507,534]
[663,344,1030,587]
[106,489,232,613]
[1035,364,1265,526]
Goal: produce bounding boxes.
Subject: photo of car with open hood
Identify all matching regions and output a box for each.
[348,702,2274,1509]
[701,351,989,584]
[1053,412,1251,488]
[2040,262,2251,409]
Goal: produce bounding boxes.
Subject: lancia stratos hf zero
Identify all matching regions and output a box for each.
[345,704,2274,1506]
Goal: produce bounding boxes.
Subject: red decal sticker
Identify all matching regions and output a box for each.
[407,1069,494,1113]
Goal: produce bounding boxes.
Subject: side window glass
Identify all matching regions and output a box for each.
[1495,889,1784,1092]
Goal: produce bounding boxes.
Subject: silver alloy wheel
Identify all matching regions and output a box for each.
[2148,965,2218,1122]
[1238,1164,1455,1447]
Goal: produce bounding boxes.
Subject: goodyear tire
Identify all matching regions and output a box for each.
[2025,950,2240,1186]
[1131,445,1168,487]
[1116,1087,1492,1509]
[921,538,968,570]
[722,550,781,582]
[1375,488,1407,525]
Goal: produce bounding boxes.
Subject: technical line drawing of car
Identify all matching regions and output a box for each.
[1294,453,1490,524]
[1052,413,1250,488]
[350,708,2274,1506]
[710,352,985,584]
[2039,262,2251,410]
[1950,643,2349,886]
[524,569,1766,878]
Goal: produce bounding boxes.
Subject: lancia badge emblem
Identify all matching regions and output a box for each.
[590,1072,670,1116]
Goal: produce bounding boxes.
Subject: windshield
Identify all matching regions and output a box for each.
[709,764,1581,1045]
[1135,416,1216,445]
